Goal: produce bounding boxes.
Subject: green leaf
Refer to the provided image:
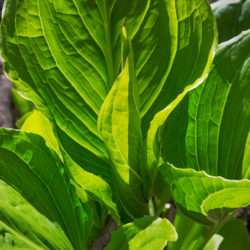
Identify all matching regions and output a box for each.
[161,29,250,179]
[146,3,218,185]
[0,129,92,250]
[243,132,250,178]
[69,160,120,224]
[0,179,73,250]
[212,0,250,43]
[98,28,148,219]
[0,0,217,183]
[21,110,61,154]
[140,0,217,134]
[218,218,250,250]
[159,164,250,224]
[21,109,120,225]
[203,234,223,250]
[11,88,33,116]
[168,211,223,250]
[105,216,177,250]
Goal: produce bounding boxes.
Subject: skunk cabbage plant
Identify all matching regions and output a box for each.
[0,0,249,249]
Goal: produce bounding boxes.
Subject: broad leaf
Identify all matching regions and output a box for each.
[105,216,177,250]
[0,129,92,250]
[161,29,250,179]
[218,218,250,250]
[0,0,217,183]
[168,211,224,250]
[0,179,73,250]
[69,160,120,224]
[159,164,250,224]
[98,28,148,219]
[212,0,250,42]
[21,109,120,224]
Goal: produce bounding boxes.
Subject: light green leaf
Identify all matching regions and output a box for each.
[0,129,92,250]
[0,0,217,183]
[105,216,177,250]
[21,110,60,154]
[69,160,120,224]
[21,109,120,224]
[243,132,250,178]
[98,28,148,219]
[203,234,223,250]
[0,179,73,250]
[162,29,250,179]
[159,164,250,223]
[212,0,250,42]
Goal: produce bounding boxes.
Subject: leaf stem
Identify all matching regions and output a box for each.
[192,209,238,249]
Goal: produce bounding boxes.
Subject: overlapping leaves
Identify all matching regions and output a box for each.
[159,164,250,225]
[0,0,220,248]
[0,179,73,250]
[106,216,177,250]
[161,29,250,179]
[0,0,217,183]
[0,129,92,250]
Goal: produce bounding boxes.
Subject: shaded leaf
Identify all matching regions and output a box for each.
[162,29,250,179]
[218,218,250,250]
[212,0,250,42]
[11,88,33,116]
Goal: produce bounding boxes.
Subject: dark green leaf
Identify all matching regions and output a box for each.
[212,0,250,42]
[218,218,250,250]
[162,29,250,179]
[0,179,73,250]
[0,129,92,250]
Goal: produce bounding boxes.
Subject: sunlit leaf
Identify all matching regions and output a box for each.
[105,216,177,250]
